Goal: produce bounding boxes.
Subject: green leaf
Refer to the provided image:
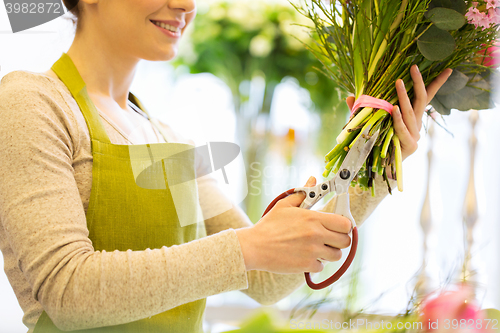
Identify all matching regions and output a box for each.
[417,25,456,61]
[436,69,469,95]
[436,70,494,111]
[468,75,490,94]
[438,86,488,110]
[472,91,493,110]
[425,7,466,30]
[431,96,452,115]
[429,0,467,15]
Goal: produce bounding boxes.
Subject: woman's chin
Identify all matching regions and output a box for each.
[143,49,178,62]
[159,47,179,61]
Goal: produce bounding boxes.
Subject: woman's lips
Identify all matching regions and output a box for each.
[151,20,181,38]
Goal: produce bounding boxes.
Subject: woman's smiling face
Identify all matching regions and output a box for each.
[79,0,196,61]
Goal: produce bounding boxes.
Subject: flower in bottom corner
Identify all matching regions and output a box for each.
[419,283,489,333]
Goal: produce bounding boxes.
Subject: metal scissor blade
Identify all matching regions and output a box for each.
[331,126,380,192]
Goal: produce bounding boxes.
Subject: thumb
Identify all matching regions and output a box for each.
[282,176,316,207]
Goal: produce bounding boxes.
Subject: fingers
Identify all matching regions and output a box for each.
[426,68,453,102]
[318,246,343,262]
[410,64,427,125]
[309,260,324,273]
[320,212,351,234]
[280,176,316,207]
[392,105,417,155]
[395,79,420,140]
[317,234,350,263]
[324,232,351,249]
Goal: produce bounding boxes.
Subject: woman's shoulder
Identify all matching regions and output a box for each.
[0,69,57,91]
[0,69,73,108]
[0,69,82,150]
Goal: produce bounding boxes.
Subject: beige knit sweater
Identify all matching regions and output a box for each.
[0,69,396,332]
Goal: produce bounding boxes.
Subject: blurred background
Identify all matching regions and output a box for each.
[1,0,499,332]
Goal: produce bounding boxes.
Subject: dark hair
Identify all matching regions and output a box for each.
[62,0,82,31]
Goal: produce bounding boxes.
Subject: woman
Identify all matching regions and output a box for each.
[0,0,452,332]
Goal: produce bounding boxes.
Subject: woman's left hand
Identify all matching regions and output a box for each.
[347,65,453,161]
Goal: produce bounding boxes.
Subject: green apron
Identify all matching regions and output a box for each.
[33,52,207,333]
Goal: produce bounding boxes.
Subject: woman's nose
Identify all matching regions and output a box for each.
[168,0,196,14]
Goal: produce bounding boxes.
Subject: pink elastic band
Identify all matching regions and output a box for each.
[350,95,394,116]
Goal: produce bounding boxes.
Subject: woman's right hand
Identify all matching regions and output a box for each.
[235,176,352,273]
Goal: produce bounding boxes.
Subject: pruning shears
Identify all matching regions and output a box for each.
[261,126,380,290]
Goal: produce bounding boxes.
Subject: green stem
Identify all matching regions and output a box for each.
[372,145,382,173]
[333,149,349,175]
[323,152,341,177]
[380,127,394,158]
[336,107,373,144]
[349,110,387,149]
[326,129,360,162]
[389,0,408,33]
[367,40,388,81]
[377,156,384,176]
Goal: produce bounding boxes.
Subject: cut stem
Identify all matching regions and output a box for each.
[326,129,360,162]
[336,107,373,144]
[349,109,387,149]
[333,149,349,174]
[323,152,341,177]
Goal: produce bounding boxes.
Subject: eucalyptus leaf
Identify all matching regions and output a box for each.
[467,75,490,95]
[428,0,467,15]
[438,86,486,110]
[425,7,466,30]
[473,91,492,110]
[418,25,456,61]
[431,96,452,115]
[436,69,469,95]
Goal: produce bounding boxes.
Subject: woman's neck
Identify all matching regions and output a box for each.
[65,31,140,110]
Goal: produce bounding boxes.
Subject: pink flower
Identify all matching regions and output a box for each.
[486,0,500,10]
[466,7,487,28]
[466,0,500,29]
[420,283,488,333]
[487,8,500,24]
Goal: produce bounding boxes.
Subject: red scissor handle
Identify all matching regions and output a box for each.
[261,188,358,290]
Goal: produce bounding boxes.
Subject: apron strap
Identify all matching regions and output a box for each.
[51,52,111,144]
[129,91,151,119]
[129,92,170,143]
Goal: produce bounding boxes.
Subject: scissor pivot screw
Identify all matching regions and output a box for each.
[309,192,316,198]
[340,169,351,180]
[321,184,328,190]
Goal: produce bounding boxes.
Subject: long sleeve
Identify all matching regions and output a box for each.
[196,170,305,306]
[196,146,398,307]
[0,72,249,331]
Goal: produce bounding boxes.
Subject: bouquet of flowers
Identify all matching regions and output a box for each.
[293,0,499,195]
